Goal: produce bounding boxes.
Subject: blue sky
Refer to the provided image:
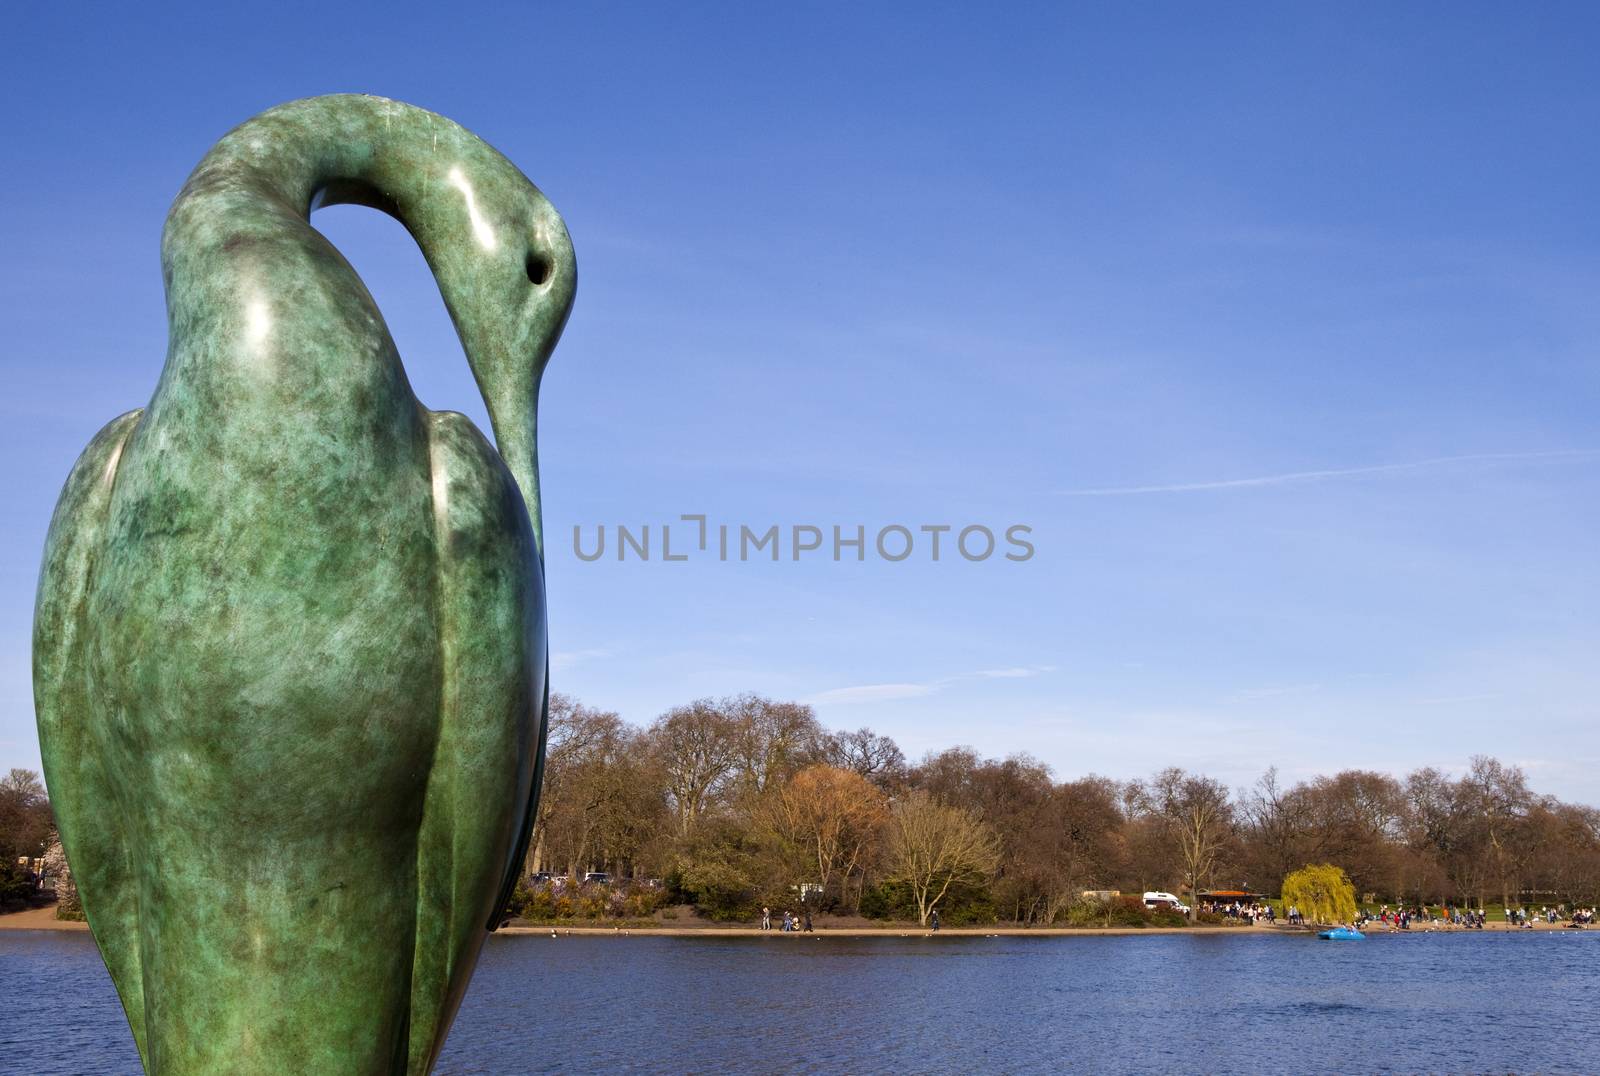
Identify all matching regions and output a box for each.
[3,4,1597,801]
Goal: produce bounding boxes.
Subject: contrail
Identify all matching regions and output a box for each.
[1056,449,1600,496]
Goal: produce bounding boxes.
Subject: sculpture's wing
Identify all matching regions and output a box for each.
[487,656,547,928]
[408,411,545,1075]
[32,409,149,1065]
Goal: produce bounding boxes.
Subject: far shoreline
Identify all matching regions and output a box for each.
[4,904,1585,938]
[502,920,1588,938]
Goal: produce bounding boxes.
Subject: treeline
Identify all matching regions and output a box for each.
[6,700,1598,926]
[528,693,1600,924]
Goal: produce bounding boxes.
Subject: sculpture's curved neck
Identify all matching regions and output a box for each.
[158,95,571,558]
[163,95,479,305]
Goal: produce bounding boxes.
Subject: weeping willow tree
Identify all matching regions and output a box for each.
[1281,863,1357,924]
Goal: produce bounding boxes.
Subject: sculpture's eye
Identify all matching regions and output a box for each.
[525,251,552,286]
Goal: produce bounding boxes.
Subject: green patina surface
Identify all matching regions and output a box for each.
[33,95,575,1073]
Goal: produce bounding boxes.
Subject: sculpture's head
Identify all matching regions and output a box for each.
[421,152,577,543]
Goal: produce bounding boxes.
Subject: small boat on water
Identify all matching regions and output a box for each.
[1318,927,1365,941]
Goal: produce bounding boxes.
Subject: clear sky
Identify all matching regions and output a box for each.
[3,4,1596,801]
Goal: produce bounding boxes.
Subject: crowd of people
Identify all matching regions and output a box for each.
[1361,905,1480,930]
[1508,904,1596,927]
[1358,903,1597,929]
[1200,900,1276,924]
[1197,899,1595,931]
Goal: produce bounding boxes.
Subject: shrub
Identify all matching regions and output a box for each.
[1063,895,1186,929]
[517,885,556,921]
[858,878,996,924]
[514,881,670,922]
[0,861,35,908]
[859,879,917,921]
[675,858,760,921]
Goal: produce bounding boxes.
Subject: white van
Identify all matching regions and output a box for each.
[1143,891,1190,915]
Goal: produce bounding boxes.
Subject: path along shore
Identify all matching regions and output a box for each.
[2,905,1584,937]
[498,921,1586,937]
[0,905,87,931]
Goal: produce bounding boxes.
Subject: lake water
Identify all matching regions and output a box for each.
[2,929,1597,1073]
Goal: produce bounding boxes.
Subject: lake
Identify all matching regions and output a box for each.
[2,929,1597,1073]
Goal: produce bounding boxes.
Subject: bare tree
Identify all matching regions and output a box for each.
[1403,766,1473,902]
[727,695,824,798]
[1148,768,1233,916]
[944,753,1055,923]
[1303,770,1406,897]
[650,699,742,836]
[822,728,907,790]
[1463,755,1532,909]
[884,790,1000,926]
[1035,777,1126,922]
[912,746,982,805]
[528,695,626,875]
[763,765,887,909]
[544,720,667,879]
[1239,768,1311,891]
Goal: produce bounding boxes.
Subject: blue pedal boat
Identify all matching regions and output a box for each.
[1317,927,1365,940]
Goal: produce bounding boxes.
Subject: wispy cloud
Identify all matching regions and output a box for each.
[1415,692,1499,706]
[550,647,614,672]
[976,664,1058,679]
[1055,449,1599,497]
[810,665,1056,705]
[809,682,943,704]
[1228,683,1322,702]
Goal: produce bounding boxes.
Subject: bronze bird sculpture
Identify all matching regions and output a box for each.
[33,94,574,1072]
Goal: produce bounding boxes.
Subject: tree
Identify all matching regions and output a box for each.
[1239,768,1314,894]
[1403,766,1473,904]
[650,699,743,836]
[1281,863,1357,925]
[912,746,982,805]
[528,695,626,874]
[883,790,1000,926]
[0,768,53,863]
[538,706,666,879]
[1147,768,1233,917]
[1462,756,1532,909]
[764,765,887,909]
[1525,803,1600,905]
[1036,777,1126,922]
[727,695,824,799]
[1302,770,1405,898]
[944,753,1055,923]
[1119,780,1178,893]
[822,728,907,790]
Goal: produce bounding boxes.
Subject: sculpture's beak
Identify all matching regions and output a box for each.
[480,213,576,564]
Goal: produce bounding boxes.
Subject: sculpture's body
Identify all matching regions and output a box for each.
[33,95,574,1073]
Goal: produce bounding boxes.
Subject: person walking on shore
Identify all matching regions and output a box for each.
[761,906,771,931]
[931,908,941,932]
